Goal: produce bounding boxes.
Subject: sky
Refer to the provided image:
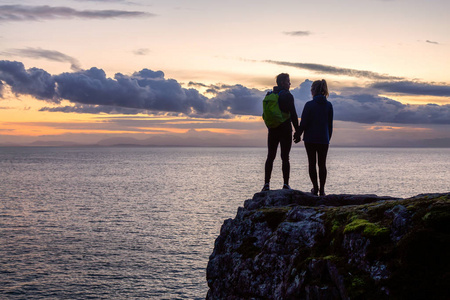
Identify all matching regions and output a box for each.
[0,0,449,147]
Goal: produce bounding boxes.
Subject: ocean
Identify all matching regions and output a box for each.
[1,146,449,299]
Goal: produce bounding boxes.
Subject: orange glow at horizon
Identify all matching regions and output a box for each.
[0,121,200,136]
[379,94,450,105]
[194,128,255,135]
[367,125,431,132]
[1,123,259,137]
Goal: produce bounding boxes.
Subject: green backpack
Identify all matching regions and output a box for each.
[262,91,290,128]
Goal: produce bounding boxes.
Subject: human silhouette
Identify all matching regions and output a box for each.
[296,79,333,196]
[262,73,300,191]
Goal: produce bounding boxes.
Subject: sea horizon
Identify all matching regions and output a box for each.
[2,144,450,148]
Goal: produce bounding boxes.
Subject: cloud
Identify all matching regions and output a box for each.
[73,0,136,3]
[39,104,145,115]
[290,79,313,101]
[426,40,439,45]
[291,80,450,124]
[188,81,209,88]
[188,82,234,89]
[133,48,150,56]
[331,94,450,124]
[370,81,450,97]
[263,60,404,80]
[212,85,264,116]
[72,0,144,6]
[0,5,154,22]
[0,60,263,117]
[2,48,81,71]
[0,60,57,101]
[54,67,215,115]
[188,82,236,94]
[283,31,311,36]
[1,60,449,125]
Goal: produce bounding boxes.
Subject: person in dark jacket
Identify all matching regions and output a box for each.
[296,79,333,196]
[262,73,300,191]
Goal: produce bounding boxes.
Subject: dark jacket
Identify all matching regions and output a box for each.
[270,86,299,132]
[298,95,333,144]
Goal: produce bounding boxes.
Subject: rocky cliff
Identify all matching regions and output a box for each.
[206,190,450,299]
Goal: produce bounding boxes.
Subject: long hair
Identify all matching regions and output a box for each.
[311,79,329,97]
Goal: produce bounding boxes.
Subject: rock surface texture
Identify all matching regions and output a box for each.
[206,190,450,300]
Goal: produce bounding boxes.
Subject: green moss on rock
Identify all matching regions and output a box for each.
[344,218,389,237]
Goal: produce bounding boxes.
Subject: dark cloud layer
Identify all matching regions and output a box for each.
[0,60,262,118]
[291,81,450,124]
[0,60,449,125]
[264,60,404,80]
[0,5,153,22]
[54,67,214,115]
[331,94,450,124]
[371,81,450,97]
[0,60,57,101]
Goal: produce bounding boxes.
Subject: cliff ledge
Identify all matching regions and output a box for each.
[207,190,450,299]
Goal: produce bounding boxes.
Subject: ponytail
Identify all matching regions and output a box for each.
[311,79,329,97]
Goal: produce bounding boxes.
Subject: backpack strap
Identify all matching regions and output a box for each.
[277,89,287,96]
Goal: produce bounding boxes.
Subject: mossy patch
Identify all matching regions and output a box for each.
[323,255,338,261]
[345,271,387,300]
[324,208,354,236]
[331,222,340,234]
[350,276,366,297]
[236,236,260,259]
[436,194,450,202]
[344,218,389,238]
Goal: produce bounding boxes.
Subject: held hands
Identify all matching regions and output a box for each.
[293,131,301,143]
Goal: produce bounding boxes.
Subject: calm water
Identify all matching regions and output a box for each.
[0,147,449,299]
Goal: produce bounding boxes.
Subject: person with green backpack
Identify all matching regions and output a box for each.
[261,73,300,191]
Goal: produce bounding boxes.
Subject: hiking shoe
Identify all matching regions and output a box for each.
[261,183,270,191]
[283,184,292,190]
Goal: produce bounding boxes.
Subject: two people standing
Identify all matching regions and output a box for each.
[262,74,334,196]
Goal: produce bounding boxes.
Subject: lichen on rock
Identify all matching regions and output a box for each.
[206,190,450,300]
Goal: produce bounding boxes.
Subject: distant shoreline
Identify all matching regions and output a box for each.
[1,144,450,148]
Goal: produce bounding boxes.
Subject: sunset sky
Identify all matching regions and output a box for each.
[0,0,449,147]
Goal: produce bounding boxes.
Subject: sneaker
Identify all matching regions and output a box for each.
[283,184,292,190]
[261,183,270,191]
[311,188,319,196]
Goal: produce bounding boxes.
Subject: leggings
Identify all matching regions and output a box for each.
[264,127,292,185]
[304,142,329,193]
